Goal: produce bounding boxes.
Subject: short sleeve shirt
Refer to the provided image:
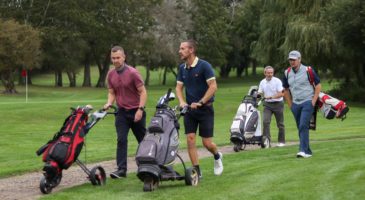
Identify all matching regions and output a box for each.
[176,57,215,104]
[258,77,284,102]
[107,65,144,109]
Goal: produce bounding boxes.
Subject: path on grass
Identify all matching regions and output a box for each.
[0,143,294,200]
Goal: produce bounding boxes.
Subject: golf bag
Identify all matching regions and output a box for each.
[40,107,90,171]
[318,92,349,120]
[230,86,269,152]
[135,102,179,168]
[136,89,198,192]
[36,105,114,194]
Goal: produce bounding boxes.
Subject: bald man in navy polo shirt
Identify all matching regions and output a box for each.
[176,39,223,178]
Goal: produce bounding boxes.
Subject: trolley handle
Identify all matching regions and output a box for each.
[101,105,118,115]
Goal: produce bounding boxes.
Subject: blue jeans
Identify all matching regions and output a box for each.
[291,101,313,155]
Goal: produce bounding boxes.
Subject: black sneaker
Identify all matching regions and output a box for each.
[110,169,126,179]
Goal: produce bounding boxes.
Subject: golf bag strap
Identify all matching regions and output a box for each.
[286,66,315,89]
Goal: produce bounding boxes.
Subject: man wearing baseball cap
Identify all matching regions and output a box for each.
[283,50,321,158]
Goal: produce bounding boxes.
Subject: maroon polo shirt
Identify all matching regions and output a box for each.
[107,65,144,109]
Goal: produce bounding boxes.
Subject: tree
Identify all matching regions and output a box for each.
[0,0,160,88]
[325,0,365,87]
[0,19,41,93]
[231,0,262,77]
[141,0,192,85]
[188,0,231,77]
[83,0,161,87]
[322,0,365,101]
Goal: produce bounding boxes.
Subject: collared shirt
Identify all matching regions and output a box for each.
[177,57,216,104]
[184,56,199,69]
[283,64,320,104]
[107,64,144,109]
[258,77,284,102]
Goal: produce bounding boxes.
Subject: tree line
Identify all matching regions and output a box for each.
[0,0,364,101]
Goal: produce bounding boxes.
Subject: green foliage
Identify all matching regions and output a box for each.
[324,0,365,87]
[188,0,231,68]
[0,18,42,92]
[0,19,41,71]
[232,0,262,70]
[0,0,364,100]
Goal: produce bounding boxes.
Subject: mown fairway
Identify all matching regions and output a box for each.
[1,67,364,200]
[39,138,365,200]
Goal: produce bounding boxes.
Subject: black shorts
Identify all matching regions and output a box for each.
[184,105,214,138]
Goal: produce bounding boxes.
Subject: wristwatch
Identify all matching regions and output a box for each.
[198,100,204,105]
[138,106,145,111]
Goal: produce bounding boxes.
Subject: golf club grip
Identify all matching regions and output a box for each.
[166,88,172,100]
[36,143,49,156]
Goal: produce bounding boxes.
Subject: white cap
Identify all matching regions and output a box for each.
[288,50,301,60]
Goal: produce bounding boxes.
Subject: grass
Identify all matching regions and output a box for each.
[0,67,364,178]
[0,66,364,199]
[40,138,365,200]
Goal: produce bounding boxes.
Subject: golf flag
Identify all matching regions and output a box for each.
[21,69,28,103]
[21,69,27,77]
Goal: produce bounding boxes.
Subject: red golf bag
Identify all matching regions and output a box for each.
[36,105,114,194]
[41,107,89,170]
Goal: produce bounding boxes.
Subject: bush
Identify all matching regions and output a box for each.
[328,82,365,103]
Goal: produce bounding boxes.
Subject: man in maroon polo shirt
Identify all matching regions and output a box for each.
[104,46,147,179]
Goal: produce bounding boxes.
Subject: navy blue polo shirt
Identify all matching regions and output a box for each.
[177,57,215,104]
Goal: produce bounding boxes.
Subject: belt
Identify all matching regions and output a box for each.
[118,107,138,112]
[264,101,283,104]
[203,102,213,107]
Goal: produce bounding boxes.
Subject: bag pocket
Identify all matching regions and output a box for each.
[148,116,164,133]
[49,136,71,165]
[135,135,159,165]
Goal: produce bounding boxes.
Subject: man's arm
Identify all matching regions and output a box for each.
[283,88,292,108]
[134,85,147,122]
[104,88,116,109]
[312,83,321,106]
[137,85,147,108]
[199,79,217,104]
[176,82,187,108]
[269,90,284,100]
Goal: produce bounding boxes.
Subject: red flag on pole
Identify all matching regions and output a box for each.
[21,69,27,77]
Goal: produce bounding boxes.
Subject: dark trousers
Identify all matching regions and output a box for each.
[115,108,146,171]
[263,101,285,143]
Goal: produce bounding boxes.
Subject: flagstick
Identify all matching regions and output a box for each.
[25,74,28,103]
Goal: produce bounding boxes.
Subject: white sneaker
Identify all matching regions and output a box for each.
[296,152,305,158]
[277,143,285,147]
[214,152,223,175]
[303,153,312,158]
[297,152,312,158]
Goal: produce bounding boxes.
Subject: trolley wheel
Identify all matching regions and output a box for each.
[90,166,106,186]
[233,144,241,152]
[185,167,199,186]
[40,176,53,194]
[261,136,270,149]
[143,177,157,192]
[55,172,62,187]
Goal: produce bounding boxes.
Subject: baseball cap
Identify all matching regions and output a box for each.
[288,50,301,60]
